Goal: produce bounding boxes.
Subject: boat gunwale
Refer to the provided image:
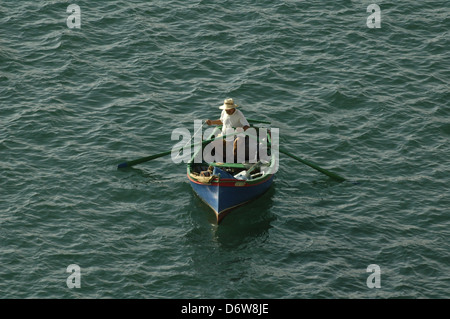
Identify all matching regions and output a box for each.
[187,171,274,187]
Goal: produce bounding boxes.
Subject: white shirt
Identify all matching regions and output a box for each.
[220,109,249,135]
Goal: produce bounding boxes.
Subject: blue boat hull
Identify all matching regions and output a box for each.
[188,173,274,222]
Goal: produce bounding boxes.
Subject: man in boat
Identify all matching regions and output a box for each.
[205,98,250,163]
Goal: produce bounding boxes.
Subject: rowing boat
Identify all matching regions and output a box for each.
[118,120,346,223]
[186,126,277,223]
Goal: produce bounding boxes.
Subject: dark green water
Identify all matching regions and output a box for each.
[1,1,449,299]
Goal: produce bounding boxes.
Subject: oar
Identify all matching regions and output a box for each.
[279,147,346,182]
[117,132,233,169]
[118,149,172,169]
[247,118,271,124]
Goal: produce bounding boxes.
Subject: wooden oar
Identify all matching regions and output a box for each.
[279,147,346,182]
[117,132,233,169]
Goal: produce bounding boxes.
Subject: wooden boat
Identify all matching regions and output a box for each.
[118,121,345,223]
[187,126,277,223]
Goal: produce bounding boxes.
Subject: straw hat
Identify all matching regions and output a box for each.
[219,98,238,110]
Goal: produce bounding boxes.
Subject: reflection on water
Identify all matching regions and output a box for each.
[186,183,277,246]
[211,186,277,249]
[184,186,277,296]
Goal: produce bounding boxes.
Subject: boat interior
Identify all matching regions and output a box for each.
[188,128,273,182]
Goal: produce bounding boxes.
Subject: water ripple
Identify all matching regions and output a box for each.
[1,0,449,299]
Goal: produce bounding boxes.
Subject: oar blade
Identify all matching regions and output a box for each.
[117,162,129,169]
